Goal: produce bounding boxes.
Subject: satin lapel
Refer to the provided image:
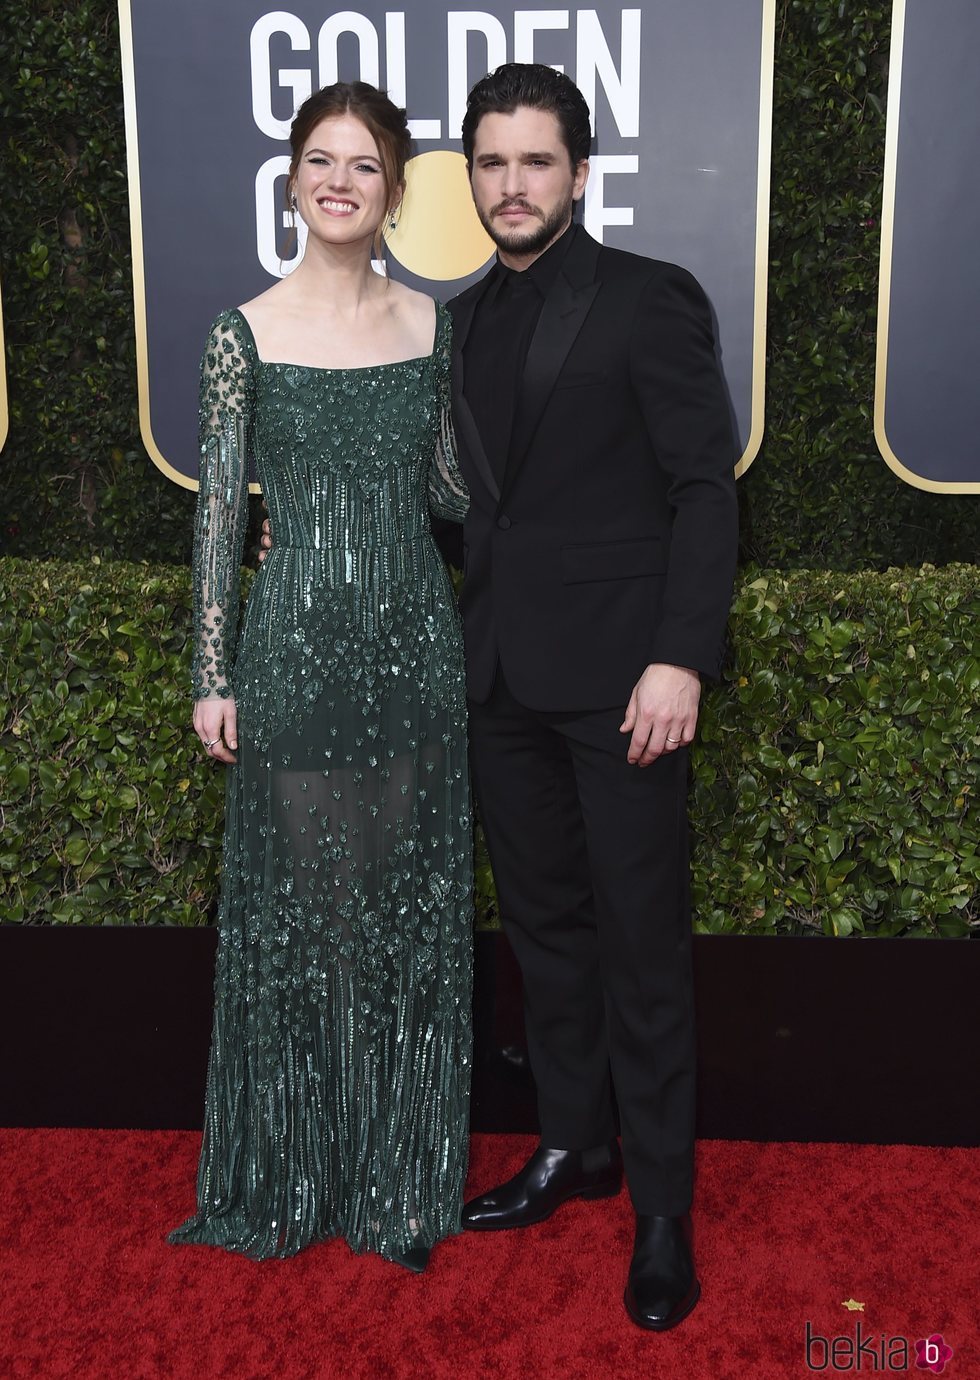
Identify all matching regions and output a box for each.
[454,394,500,504]
[500,254,601,508]
[450,279,501,504]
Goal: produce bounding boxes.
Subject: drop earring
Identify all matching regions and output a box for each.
[388,211,398,232]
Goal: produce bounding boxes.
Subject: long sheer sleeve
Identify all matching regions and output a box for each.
[191,312,254,700]
[428,305,469,524]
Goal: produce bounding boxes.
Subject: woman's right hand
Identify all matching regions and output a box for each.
[193,697,238,764]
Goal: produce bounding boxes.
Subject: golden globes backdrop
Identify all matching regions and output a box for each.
[119,0,775,490]
[875,0,980,492]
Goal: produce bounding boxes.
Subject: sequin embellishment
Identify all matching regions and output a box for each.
[171,304,473,1261]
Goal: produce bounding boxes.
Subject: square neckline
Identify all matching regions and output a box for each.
[231,301,444,375]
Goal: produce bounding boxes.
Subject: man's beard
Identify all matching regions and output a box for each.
[478,194,573,257]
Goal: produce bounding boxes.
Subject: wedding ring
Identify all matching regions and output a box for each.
[666,735,682,744]
[203,738,219,749]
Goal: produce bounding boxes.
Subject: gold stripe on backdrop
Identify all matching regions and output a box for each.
[735,0,776,479]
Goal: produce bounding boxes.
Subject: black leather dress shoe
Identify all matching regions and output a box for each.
[462,1142,622,1231]
[624,1213,700,1331]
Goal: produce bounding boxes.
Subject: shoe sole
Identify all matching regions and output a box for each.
[462,1177,622,1231]
[623,1280,701,1332]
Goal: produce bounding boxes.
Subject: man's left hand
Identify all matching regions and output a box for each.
[619,663,701,766]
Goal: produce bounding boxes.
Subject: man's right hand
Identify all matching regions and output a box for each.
[258,517,273,564]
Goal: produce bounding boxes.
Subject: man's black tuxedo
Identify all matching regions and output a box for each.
[448,225,738,710]
[447,225,738,1215]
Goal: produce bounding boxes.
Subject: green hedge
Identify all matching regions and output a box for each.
[0,559,221,925]
[694,566,979,937]
[2,558,977,935]
[1,0,977,568]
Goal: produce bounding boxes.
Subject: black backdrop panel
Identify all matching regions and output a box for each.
[875,0,980,491]
[3,928,978,1146]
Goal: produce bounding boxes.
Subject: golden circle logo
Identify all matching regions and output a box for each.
[386,150,494,282]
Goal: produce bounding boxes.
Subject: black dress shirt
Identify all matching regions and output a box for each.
[463,223,576,484]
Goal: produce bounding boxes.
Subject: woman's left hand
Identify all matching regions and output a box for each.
[193,696,238,765]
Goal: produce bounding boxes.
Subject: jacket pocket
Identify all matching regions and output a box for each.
[560,537,666,584]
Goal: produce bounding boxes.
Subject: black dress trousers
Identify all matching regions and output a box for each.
[468,670,696,1217]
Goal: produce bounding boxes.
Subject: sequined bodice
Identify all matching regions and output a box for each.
[253,352,440,552]
[190,303,467,726]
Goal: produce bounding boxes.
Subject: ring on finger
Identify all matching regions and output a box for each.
[666,735,682,745]
[203,737,219,750]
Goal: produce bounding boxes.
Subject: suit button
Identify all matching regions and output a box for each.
[496,515,512,530]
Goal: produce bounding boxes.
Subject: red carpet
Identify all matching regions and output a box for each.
[1,1131,975,1379]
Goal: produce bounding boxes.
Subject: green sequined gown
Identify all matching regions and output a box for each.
[169,303,473,1262]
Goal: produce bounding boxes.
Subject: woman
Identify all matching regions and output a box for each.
[169,83,472,1272]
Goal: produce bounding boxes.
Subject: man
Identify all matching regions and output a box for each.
[449,63,738,1331]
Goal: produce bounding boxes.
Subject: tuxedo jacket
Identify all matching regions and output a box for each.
[447,225,739,711]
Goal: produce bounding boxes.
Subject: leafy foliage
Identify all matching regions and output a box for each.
[3,559,977,934]
[0,559,222,923]
[0,2,197,561]
[692,565,980,937]
[0,1,977,566]
[740,0,978,566]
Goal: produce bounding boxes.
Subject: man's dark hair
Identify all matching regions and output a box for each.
[461,63,593,169]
